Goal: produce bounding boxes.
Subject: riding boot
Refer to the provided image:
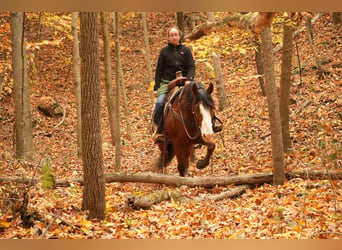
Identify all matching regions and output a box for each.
[213,116,223,133]
[152,103,165,142]
[153,117,165,142]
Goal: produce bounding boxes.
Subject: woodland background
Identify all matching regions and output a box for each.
[0,12,341,238]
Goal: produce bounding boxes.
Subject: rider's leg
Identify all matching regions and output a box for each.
[152,93,167,142]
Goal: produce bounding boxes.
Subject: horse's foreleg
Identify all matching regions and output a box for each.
[173,142,191,177]
[196,142,215,170]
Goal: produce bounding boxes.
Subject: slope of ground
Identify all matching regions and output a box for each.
[0,12,341,239]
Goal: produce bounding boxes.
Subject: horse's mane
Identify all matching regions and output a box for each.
[183,81,215,110]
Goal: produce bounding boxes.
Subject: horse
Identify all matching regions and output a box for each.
[155,80,218,177]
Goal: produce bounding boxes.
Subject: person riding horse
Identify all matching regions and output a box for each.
[152,26,222,143]
[152,26,195,142]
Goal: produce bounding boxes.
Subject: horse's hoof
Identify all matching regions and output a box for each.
[196,159,207,169]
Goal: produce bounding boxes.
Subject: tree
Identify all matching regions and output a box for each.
[261,27,285,185]
[10,12,34,162]
[142,12,154,104]
[305,16,327,79]
[176,12,185,41]
[207,12,228,111]
[100,12,117,147]
[112,13,132,141]
[71,12,82,159]
[185,12,276,41]
[113,12,122,172]
[279,19,294,151]
[332,12,341,24]
[254,36,266,96]
[79,12,105,219]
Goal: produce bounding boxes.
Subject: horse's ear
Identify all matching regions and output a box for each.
[192,82,198,96]
[207,82,214,95]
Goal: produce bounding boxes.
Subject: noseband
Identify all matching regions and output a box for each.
[166,85,208,140]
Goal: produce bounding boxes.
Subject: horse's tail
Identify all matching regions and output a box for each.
[162,142,175,165]
[157,142,175,172]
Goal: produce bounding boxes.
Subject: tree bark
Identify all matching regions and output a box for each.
[10,12,34,162]
[113,12,121,172]
[185,12,276,41]
[254,36,266,96]
[128,185,250,209]
[207,12,228,111]
[142,12,154,105]
[79,12,105,220]
[279,21,294,151]
[305,16,327,79]
[176,12,185,41]
[332,12,341,24]
[261,27,285,185]
[112,13,132,140]
[71,12,82,159]
[2,170,342,188]
[100,12,117,147]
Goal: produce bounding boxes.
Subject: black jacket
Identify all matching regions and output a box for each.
[154,43,195,91]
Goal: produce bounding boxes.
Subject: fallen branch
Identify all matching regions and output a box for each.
[2,170,342,188]
[40,215,57,239]
[185,12,276,41]
[128,185,250,209]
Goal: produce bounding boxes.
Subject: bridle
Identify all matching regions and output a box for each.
[166,86,208,141]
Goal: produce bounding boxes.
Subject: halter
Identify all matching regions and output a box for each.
[178,87,201,140]
[166,85,203,140]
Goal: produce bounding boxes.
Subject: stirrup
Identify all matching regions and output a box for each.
[213,115,223,133]
[152,131,165,143]
[213,124,223,133]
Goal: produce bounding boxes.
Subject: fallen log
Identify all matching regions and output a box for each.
[1,170,342,188]
[128,185,250,209]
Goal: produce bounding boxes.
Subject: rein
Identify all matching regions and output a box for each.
[167,86,201,140]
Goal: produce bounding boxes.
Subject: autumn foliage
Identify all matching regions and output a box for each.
[0,12,342,239]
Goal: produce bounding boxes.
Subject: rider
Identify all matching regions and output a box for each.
[152,26,195,142]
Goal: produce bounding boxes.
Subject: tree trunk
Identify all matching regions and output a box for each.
[71,12,82,159]
[305,16,327,79]
[112,13,132,141]
[279,21,294,151]
[261,27,285,185]
[207,12,228,111]
[113,12,122,172]
[176,12,185,41]
[254,36,266,96]
[332,12,341,24]
[100,12,117,147]
[10,12,34,162]
[79,12,105,220]
[142,12,154,105]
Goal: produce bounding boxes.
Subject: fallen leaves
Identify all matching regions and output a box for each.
[1,12,342,239]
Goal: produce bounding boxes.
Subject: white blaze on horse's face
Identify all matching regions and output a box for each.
[199,103,214,143]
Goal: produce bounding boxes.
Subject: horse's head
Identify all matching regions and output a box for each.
[189,81,216,144]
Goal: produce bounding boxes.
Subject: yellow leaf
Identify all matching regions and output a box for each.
[0,220,11,227]
[81,219,91,232]
[239,47,246,54]
[148,81,155,92]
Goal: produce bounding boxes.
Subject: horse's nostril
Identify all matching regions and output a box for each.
[203,133,214,143]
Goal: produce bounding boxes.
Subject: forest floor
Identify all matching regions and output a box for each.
[0,12,342,239]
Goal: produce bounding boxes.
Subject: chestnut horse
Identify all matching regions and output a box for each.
[155,81,217,177]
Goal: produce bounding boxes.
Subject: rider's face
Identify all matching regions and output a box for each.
[168,29,180,46]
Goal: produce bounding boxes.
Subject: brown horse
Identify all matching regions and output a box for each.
[155,80,217,177]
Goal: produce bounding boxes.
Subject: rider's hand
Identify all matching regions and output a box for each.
[154,91,158,98]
